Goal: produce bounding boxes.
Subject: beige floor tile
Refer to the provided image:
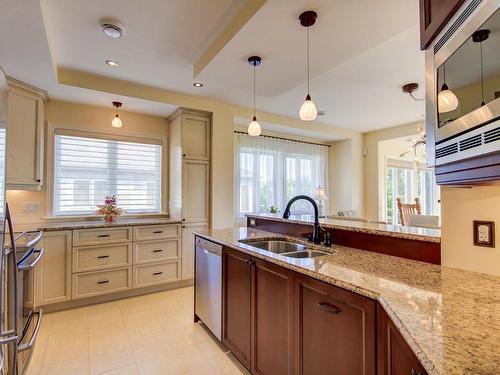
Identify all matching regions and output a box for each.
[99,363,141,375]
[43,332,89,367]
[89,329,135,375]
[88,308,125,336]
[26,287,246,375]
[131,336,188,375]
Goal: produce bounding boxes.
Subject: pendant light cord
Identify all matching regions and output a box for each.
[253,63,256,117]
[443,64,446,84]
[480,41,485,105]
[307,27,310,95]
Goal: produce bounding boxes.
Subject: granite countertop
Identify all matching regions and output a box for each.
[13,217,181,233]
[247,213,441,243]
[195,227,499,375]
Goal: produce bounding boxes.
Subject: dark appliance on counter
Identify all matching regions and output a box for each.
[425,0,500,184]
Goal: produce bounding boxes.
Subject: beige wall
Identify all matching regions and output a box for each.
[7,100,169,225]
[441,185,500,276]
[57,69,362,229]
[362,121,423,220]
[328,135,364,216]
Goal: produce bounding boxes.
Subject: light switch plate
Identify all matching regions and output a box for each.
[473,220,495,248]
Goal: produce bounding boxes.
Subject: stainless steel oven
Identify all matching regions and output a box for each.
[1,207,43,375]
[425,0,500,166]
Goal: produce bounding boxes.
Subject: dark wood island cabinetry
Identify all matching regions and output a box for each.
[218,243,425,375]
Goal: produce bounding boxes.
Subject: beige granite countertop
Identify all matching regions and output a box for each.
[12,217,181,233]
[195,227,499,375]
[247,213,441,243]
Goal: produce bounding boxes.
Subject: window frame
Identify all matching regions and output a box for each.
[46,123,168,219]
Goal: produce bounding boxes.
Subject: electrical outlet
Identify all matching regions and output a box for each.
[473,220,495,248]
[21,202,40,214]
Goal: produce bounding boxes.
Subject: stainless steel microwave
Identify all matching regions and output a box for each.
[425,0,500,166]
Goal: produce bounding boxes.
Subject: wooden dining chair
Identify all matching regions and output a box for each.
[396,197,421,226]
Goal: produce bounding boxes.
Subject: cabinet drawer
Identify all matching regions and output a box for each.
[72,243,132,273]
[133,239,180,264]
[133,224,180,241]
[73,227,132,246]
[72,267,131,299]
[133,261,180,288]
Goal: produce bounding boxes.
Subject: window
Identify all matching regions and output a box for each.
[385,159,440,225]
[235,133,328,220]
[54,132,162,216]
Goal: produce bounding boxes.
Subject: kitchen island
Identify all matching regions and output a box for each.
[195,227,499,375]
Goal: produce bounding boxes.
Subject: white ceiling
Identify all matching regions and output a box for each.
[0,0,426,131]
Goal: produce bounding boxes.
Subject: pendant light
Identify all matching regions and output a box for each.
[112,101,123,128]
[472,29,490,106]
[247,56,262,136]
[437,64,459,113]
[298,11,318,121]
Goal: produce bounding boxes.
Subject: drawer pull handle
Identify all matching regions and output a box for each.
[153,272,163,276]
[97,234,110,238]
[97,255,110,259]
[411,369,423,375]
[317,302,342,315]
[153,249,164,253]
[97,280,110,284]
[153,230,164,234]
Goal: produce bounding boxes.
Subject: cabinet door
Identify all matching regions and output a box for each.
[252,258,293,375]
[222,247,252,370]
[181,222,208,279]
[6,87,44,188]
[35,231,72,306]
[419,0,465,49]
[182,159,209,222]
[181,112,210,160]
[377,305,428,375]
[293,274,376,375]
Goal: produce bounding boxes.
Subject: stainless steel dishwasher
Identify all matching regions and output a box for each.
[194,237,222,340]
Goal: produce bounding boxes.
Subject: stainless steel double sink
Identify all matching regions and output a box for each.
[240,239,330,258]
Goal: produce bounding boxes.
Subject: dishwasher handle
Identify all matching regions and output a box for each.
[196,237,222,256]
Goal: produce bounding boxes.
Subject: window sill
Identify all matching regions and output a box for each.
[42,213,170,222]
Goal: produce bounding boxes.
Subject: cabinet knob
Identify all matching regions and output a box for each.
[182,225,186,229]
[182,219,186,222]
[245,258,254,265]
[411,369,422,375]
[35,179,41,183]
[182,153,186,157]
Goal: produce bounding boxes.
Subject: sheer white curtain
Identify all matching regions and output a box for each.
[234,133,329,222]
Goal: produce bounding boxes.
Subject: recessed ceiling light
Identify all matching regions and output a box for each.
[100,19,125,38]
[193,82,204,88]
[105,59,119,67]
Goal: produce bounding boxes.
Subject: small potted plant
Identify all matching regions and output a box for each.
[268,205,280,214]
[95,195,124,223]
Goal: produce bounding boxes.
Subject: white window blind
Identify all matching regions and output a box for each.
[54,133,162,216]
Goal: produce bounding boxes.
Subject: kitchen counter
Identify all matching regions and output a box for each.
[195,227,499,375]
[247,213,441,243]
[12,217,181,233]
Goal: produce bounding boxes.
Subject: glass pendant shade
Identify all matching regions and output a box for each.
[112,114,123,128]
[248,116,261,136]
[437,83,459,113]
[299,94,318,121]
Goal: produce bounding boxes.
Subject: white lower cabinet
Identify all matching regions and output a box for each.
[36,223,184,307]
[133,261,181,288]
[72,267,132,299]
[35,230,72,306]
[182,222,208,280]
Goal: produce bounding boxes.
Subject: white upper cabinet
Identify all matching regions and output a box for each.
[181,112,210,160]
[6,78,46,190]
[169,108,211,223]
